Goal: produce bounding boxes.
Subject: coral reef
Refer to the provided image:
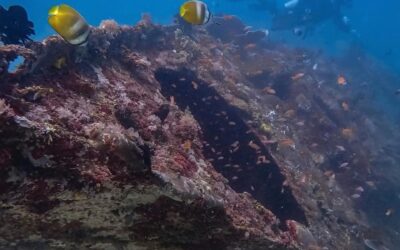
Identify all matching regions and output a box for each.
[0,15,399,250]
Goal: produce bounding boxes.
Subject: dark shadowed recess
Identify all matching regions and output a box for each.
[155,68,308,228]
[132,196,237,249]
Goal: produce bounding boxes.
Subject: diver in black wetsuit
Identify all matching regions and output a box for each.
[257,0,353,38]
[0,5,35,45]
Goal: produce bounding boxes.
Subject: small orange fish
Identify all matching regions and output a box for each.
[279,138,295,148]
[182,140,192,151]
[248,140,261,151]
[337,75,347,86]
[341,128,354,139]
[284,109,296,118]
[324,170,335,178]
[341,101,349,111]
[262,86,276,95]
[244,43,257,50]
[223,15,235,20]
[291,72,305,81]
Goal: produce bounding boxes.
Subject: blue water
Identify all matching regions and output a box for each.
[2,0,400,73]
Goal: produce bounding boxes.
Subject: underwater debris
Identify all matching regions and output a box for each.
[0,5,35,45]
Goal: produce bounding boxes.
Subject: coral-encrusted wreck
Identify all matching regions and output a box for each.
[1,16,399,249]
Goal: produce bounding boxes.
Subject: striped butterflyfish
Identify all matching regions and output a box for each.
[48,4,90,45]
[179,1,211,25]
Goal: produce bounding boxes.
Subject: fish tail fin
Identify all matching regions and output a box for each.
[206,12,213,24]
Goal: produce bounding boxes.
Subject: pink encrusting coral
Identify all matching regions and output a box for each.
[0,15,399,250]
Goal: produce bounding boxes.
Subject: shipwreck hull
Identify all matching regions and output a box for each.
[0,17,399,250]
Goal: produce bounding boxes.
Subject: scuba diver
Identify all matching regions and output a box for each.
[250,0,354,38]
[0,5,35,45]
